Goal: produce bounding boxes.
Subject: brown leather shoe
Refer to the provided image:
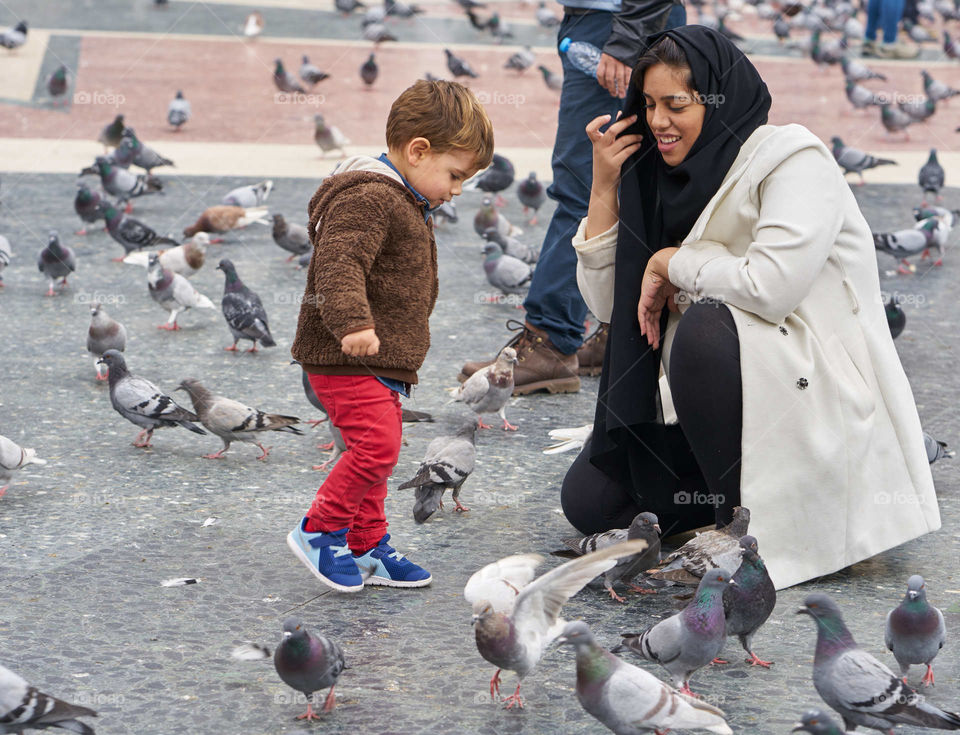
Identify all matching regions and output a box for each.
[576,322,608,376]
[457,320,581,395]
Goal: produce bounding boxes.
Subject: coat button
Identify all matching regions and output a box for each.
[779,326,788,335]
[797,377,808,390]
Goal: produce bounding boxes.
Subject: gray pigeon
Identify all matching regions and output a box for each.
[840,56,886,82]
[447,346,518,430]
[830,136,895,185]
[474,195,521,237]
[0,434,46,497]
[465,153,514,206]
[147,253,215,329]
[919,149,945,203]
[925,433,954,463]
[97,350,206,447]
[73,183,107,235]
[291,360,346,470]
[880,104,914,138]
[517,171,546,225]
[336,0,366,11]
[360,53,378,86]
[216,258,276,351]
[177,378,302,460]
[271,214,311,260]
[97,114,125,150]
[556,621,733,735]
[0,234,11,287]
[274,58,306,93]
[397,421,477,522]
[299,56,329,85]
[719,535,776,668]
[535,1,560,27]
[120,127,173,173]
[92,156,162,211]
[900,97,936,123]
[845,79,884,110]
[539,65,562,92]
[874,219,942,273]
[386,0,424,17]
[314,113,350,157]
[222,180,273,207]
[103,202,179,259]
[167,90,190,130]
[36,230,76,296]
[504,45,535,72]
[563,511,661,602]
[0,661,97,734]
[615,568,736,696]
[797,593,960,732]
[361,22,397,43]
[87,303,127,381]
[885,575,945,687]
[482,228,538,264]
[0,20,27,50]
[645,506,751,586]
[922,70,959,103]
[445,48,478,78]
[482,242,533,297]
[792,709,850,734]
[466,540,650,709]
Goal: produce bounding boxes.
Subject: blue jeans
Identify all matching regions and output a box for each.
[865,0,904,43]
[524,2,686,354]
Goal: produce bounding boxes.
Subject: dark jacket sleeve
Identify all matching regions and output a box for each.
[602,0,679,67]
[310,184,389,340]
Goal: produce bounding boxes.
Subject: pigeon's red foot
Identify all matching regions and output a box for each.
[502,419,518,431]
[626,583,659,594]
[678,683,699,698]
[710,658,729,665]
[157,323,180,330]
[0,486,7,499]
[245,344,259,353]
[477,417,493,430]
[295,702,321,721]
[224,344,239,351]
[495,195,507,208]
[124,202,133,214]
[921,248,931,259]
[306,419,328,428]
[255,443,271,461]
[935,259,943,266]
[316,440,335,450]
[745,652,773,668]
[75,228,88,236]
[489,669,502,699]
[322,685,337,712]
[203,450,227,459]
[922,664,935,687]
[607,587,627,603]
[454,500,470,513]
[502,683,524,710]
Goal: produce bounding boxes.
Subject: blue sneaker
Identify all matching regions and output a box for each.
[352,534,432,587]
[286,518,363,592]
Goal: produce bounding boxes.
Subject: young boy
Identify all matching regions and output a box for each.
[288,80,494,591]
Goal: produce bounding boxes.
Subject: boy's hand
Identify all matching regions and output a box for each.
[341,328,380,357]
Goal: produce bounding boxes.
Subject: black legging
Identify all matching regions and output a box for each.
[561,302,742,536]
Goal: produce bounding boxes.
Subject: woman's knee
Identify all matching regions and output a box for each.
[669,301,738,378]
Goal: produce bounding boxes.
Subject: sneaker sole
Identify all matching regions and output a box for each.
[511,377,581,396]
[364,574,433,588]
[286,531,364,593]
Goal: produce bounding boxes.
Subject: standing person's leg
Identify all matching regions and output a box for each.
[902,0,918,25]
[864,0,882,44]
[881,0,905,42]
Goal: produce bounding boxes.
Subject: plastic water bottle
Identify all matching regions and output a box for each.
[559,37,602,78]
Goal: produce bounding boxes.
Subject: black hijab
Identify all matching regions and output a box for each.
[589,26,772,507]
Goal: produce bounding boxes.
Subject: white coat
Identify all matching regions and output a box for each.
[573,123,939,590]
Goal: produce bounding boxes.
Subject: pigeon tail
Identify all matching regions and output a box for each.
[178,420,207,435]
[413,483,444,523]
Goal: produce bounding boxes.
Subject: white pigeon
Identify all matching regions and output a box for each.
[222,180,273,208]
[146,253,215,330]
[0,662,97,733]
[123,232,208,277]
[242,10,263,37]
[543,424,593,454]
[0,434,46,496]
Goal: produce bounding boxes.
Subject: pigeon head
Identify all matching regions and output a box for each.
[555,620,595,648]
[455,420,479,442]
[471,600,496,624]
[698,567,736,592]
[629,511,660,536]
[90,303,103,318]
[176,378,203,395]
[47,231,61,251]
[738,534,759,560]
[147,253,161,268]
[15,21,27,32]
[482,228,505,246]
[282,617,305,638]
[796,593,850,638]
[482,242,501,258]
[175,90,183,99]
[216,258,239,282]
[721,506,750,536]
[496,346,519,366]
[314,113,325,124]
[792,709,843,734]
[97,349,126,371]
[905,574,926,600]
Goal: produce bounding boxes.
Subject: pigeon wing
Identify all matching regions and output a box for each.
[464,553,543,614]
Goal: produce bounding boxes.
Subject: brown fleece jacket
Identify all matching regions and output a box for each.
[290,170,438,384]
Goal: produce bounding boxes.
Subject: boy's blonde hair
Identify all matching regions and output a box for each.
[386,80,494,170]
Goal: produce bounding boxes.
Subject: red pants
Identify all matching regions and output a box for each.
[305,374,403,553]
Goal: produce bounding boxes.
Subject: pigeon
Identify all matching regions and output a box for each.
[167,90,190,130]
[0,20,28,50]
[0,235,10,287]
[899,96,936,123]
[336,0,366,13]
[482,228,538,264]
[885,293,906,338]
[242,10,264,37]
[880,104,914,139]
[466,541,651,708]
[386,0,425,17]
[299,55,330,85]
[810,29,845,66]
[539,65,562,91]
[645,506,751,586]
[922,70,960,103]
[792,709,850,734]
[97,350,206,447]
[147,253,216,330]
[396,421,478,522]
[216,258,276,351]
[797,593,960,733]
[274,58,306,93]
[465,153,514,206]
[87,303,127,381]
[36,231,76,296]
[469,10,513,41]
[504,46,535,72]
[176,378,302,460]
[885,575,945,687]
[715,535,777,668]
[360,53,378,86]
[291,360,347,469]
[447,346,518,430]
[182,205,270,238]
[614,568,736,696]
[91,156,162,212]
[517,171,546,225]
[103,203,179,258]
[445,48,478,78]
[73,182,107,234]
[924,433,954,463]
[482,241,534,297]
[0,662,96,734]
[269,214,311,262]
[774,14,791,41]
[362,22,397,43]
[122,233,208,278]
[874,220,943,273]
[275,618,345,719]
[474,196,522,237]
[543,423,593,454]
[46,64,68,104]
[919,149,945,203]
[0,435,46,497]
[562,511,662,602]
[840,56,886,82]
[556,621,733,735]
[97,114,125,150]
[535,1,560,26]
[831,136,895,185]
[314,113,350,157]
[845,79,885,110]
[222,180,273,207]
[912,205,960,227]
[80,140,135,175]
[297,251,312,269]
[120,127,174,173]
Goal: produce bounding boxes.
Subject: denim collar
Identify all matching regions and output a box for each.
[377,153,433,223]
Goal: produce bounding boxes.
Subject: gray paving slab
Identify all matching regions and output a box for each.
[0,171,958,734]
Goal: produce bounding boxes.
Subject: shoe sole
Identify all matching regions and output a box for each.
[512,377,581,396]
[363,574,433,588]
[286,531,364,593]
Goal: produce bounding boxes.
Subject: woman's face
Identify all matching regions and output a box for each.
[642,62,706,166]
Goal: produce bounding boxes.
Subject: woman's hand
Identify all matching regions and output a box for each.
[637,247,680,351]
[586,112,643,195]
